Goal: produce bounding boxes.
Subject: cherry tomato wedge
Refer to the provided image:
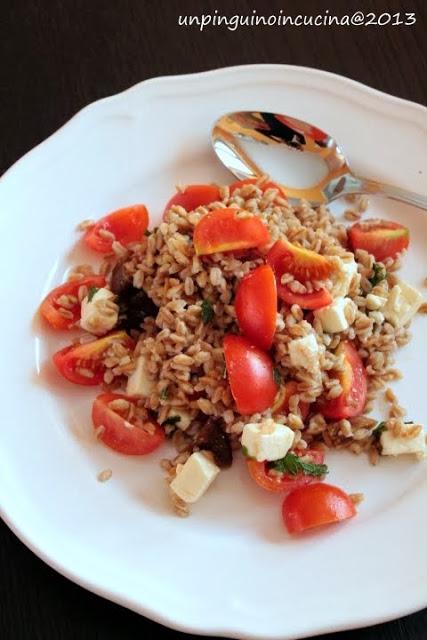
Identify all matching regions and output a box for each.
[229,178,287,197]
[282,482,356,534]
[348,219,409,262]
[163,184,221,217]
[235,265,277,350]
[92,393,165,455]
[40,276,106,330]
[193,208,270,256]
[267,238,336,282]
[247,449,325,493]
[319,341,367,420]
[84,205,149,253]
[223,334,277,415]
[277,284,332,310]
[272,381,310,419]
[52,331,134,386]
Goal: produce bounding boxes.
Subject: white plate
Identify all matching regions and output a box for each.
[1,64,427,640]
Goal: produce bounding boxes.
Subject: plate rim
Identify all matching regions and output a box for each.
[1,63,427,640]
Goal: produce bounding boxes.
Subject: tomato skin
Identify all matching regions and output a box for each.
[272,381,309,419]
[84,205,149,253]
[40,276,106,329]
[349,220,409,262]
[229,178,287,198]
[92,393,165,455]
[319,341,367,420]
[193,208,270,256]
[163,184,221,217]
[52,331,134,386]
[235,265,277,350]
[267,238,335,282]
[277,284,332,310]
[223,334,277,415]
[247,449,325,493]
[282,482,356,534]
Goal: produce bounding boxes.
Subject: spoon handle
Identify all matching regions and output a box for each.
[346,176,427,211]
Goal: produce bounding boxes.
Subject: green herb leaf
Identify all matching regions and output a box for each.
[369,263,387,287]
[372,421,386,439]
[88,286,100,302]
[271,452,328,477]
[242,445,250,458]
[273,367,283,387]
[161,415,181,427]
[160,386,169,400]
[201,299,214,324]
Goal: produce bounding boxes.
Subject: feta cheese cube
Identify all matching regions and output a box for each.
[170,451,220,503]
[241,419,294,462]
[380,424,426,457]
[331,257,358,298]
[382,280,424,328]
[80,287,119,335]
[288,333,321,373]
[314,297,353,333]
[366,293,387,311]
[126,355,155,397]
[164,408,193,431]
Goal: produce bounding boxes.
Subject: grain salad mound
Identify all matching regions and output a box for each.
[42,176,426,526]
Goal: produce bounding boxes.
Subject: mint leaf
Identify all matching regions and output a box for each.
[273,367,283,387]
[201,299,214,324]
[161,415,181,426]
[160,386,169,400]
[372,421,386,439]
[271,452,328,478]
[88,286,100,302]
[369,263,387,287]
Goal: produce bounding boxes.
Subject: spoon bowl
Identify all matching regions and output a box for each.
[212,111,427,210]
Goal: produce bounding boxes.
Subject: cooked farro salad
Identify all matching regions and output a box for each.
[40,177,427,535]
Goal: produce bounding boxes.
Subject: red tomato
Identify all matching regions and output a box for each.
[235,265,277,350]
[229,178,287,197]
[92,393,165,455]
[193,208,270,256]
[84,205,149,253]
[348,219,409,262]
[52,331,134,386]
[163,184,221,217]
[267,238,335,282]
[282,482,356,534]
[272,380,310,419]
[247,449,325,493]
[223,334,277,415]
[40,276,106,330]
[319,341,367,420]
[277,284,332,310]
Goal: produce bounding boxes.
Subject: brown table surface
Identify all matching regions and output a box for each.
[1,0,426,638]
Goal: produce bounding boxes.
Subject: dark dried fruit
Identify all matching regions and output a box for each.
[117,286,158,332]
[196,418,232,468]
[110,261,133,295]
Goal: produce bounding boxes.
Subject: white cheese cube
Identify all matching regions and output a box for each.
[170,452,220,503]
[288,333,321,373]
[382,280,424,328]
[331,257,358,298]
[80,287,119,335]
[381,424,426,457]
[126,355,155,397]
[366,293,387,311]
[314,297,353,333]
[241,419,294,462]
[165,408,193,431]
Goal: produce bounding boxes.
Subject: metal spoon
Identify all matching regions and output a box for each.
[211,111,427,210]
